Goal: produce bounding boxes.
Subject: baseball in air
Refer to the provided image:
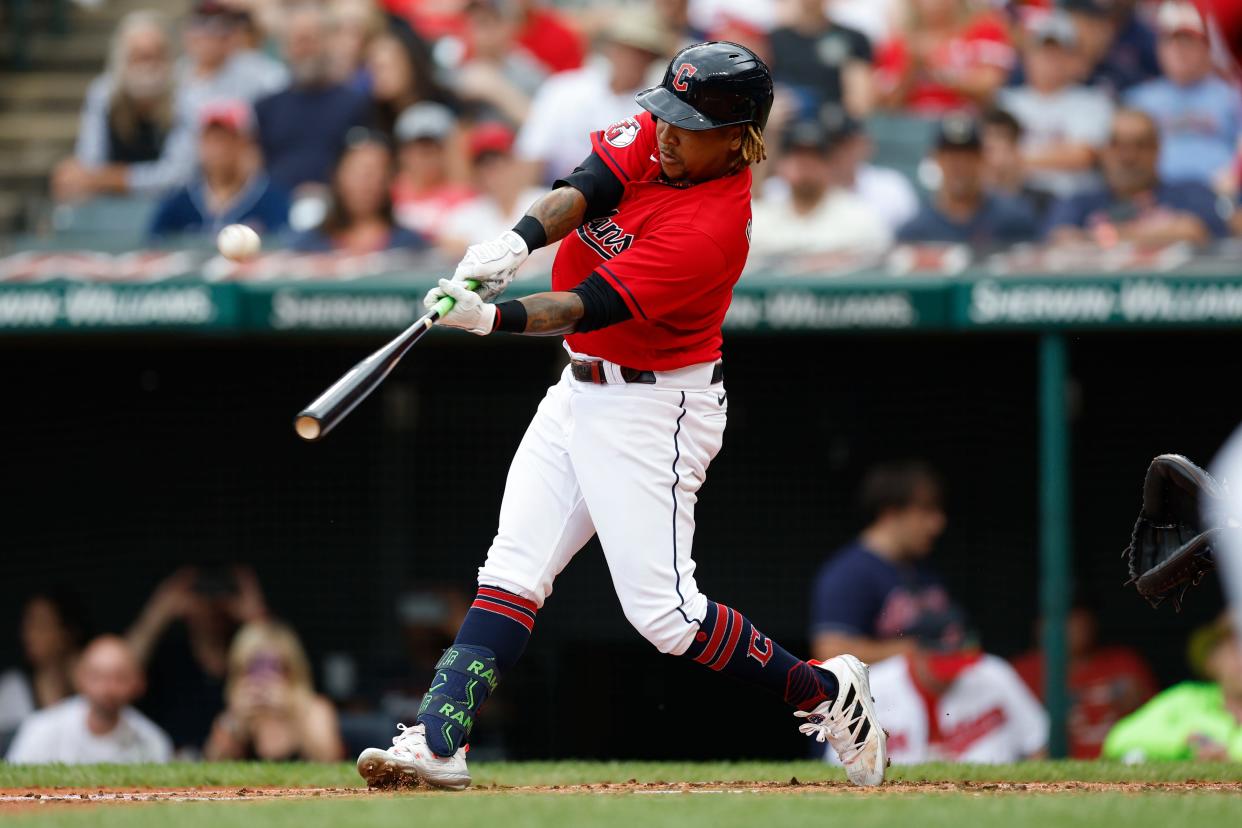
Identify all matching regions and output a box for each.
[216,224,261,261]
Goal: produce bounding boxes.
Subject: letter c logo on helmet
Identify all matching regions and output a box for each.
[636,42,775,132]
[672,63,697,92]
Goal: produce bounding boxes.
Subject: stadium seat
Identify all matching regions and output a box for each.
[50,196,159,250]
[867,114,938,191]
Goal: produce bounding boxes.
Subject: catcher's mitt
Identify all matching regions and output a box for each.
[1125,454,1228,609]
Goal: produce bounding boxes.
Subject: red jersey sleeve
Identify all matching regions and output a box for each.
[589,111,659,186]
[593,222,730,324]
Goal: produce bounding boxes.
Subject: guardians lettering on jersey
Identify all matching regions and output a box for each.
[576,211,634,260]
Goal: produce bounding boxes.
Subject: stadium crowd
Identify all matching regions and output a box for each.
[41,0,1242,264]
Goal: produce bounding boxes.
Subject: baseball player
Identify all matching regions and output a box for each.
[356,42,887,790]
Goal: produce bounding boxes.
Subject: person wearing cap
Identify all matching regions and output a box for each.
[515,7,676,185]
[997,11,1115,202]
[1044,108,1230,246]
[749,116,890,258]
[52,11,196,202]
[290,129,428,254]
[439,123,549,257]
[850,623,1049,764]
[1125,1,1242,192]
[897,113,1039,247]
[1103,614,1242,761]
[815,103,919,233]
[391,103,476,242]
[1063,0,1160,95]
[254,3,373,191]
[148,101,290,239]
[176,1,289,125]
[767,0,874,117]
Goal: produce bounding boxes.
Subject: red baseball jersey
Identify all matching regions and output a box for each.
[552,111,753,371]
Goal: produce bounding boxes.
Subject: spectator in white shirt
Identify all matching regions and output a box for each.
[0,590,89,752]
[826,612,1048,766]
[6,636,172,764]
[998,12,1114,201]
[750,117,891,259]
[864,648,1049,764]
[822,105,919,234]
[440,122,550,262]
[760,105,916,235]
[516,8,676,185]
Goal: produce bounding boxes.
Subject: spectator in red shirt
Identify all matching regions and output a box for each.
[875,0,1015,114]
[391,103,476,242]
[1011,597,1157,759]
[512,0,585,75]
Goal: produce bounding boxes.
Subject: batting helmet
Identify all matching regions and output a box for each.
[635,41,774,132]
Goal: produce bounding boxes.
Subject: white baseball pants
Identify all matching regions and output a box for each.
[478,357,727,655]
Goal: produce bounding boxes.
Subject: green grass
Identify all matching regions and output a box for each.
[1,759,1240,789]
[7,792,1242,828]
[3,761,1240,828]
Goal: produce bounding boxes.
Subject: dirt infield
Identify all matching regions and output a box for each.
[5,779,1242,812]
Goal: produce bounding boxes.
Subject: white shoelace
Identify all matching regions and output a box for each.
[794,704,867,764]
[390,722,424,756]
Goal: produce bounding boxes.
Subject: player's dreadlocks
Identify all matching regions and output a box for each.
[740,124,767,165]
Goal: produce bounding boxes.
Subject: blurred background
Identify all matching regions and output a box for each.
[2,0,1242,767]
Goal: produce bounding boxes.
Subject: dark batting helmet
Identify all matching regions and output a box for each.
[635,41,774,132]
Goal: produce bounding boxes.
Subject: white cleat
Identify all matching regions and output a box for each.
[795,654,888,787]
[356,722,471,791]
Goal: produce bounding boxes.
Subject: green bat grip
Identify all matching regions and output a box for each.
[431,278,482,319]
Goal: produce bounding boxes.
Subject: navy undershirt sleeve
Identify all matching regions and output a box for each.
[554,151,626,221]
[570,271,632,333]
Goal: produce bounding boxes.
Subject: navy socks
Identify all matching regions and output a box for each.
[683,601,838,711]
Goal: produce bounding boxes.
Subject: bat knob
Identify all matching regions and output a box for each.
[294,415,322,442]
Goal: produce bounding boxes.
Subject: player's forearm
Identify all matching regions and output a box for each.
[508,291,585,336]
[525,187,588,244]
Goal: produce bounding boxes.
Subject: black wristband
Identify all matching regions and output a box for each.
[511,215,548,252]
[494,300,528,333]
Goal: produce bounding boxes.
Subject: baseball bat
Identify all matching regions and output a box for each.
[293,279,479,442]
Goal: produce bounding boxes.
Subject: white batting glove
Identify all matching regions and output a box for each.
[424,278,496,336]
[452,230,529,301]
